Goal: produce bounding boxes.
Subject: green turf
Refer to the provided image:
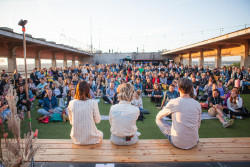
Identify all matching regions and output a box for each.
[18,95,250,139]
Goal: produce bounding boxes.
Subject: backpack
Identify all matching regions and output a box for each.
[137,110,145,122]
[49,113,63,122]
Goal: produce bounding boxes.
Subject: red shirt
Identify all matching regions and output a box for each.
[153,78,160,84]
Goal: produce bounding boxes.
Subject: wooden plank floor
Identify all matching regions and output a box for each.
[3,138,250,163]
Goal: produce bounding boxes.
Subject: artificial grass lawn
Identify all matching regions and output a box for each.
[19,95,250,139]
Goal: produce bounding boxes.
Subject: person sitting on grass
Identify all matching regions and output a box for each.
[156,78,201,150]
[38,88,63,120]
[241,67,250,93]
[62,78,71,98]
[46,72,54,87]
[191,76,199,96]
[151,83,163,107]
[16,84,27,120]
[144,78,153,97]
[103,82,116,104]
[36,78,47,98]
[62,88,76,122]
[217,80,227,99]
[158,84,178,110]
[208,89,234,128]
[109,82,140,145]
[207,83,218,101]
[199,73,208,92]
[152,73,160,84]
[159,72,168,90]
[131,90,149,114]
[0,104,9,122]
[226,89,245,119]
[226,68,243,88]
[95,79,104,98]
[224,87,240,107]
[52,81,62,98]
[134,78,143,92]
[172,80,178,92]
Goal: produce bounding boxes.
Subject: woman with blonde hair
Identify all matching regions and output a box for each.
[62,78,71,98]
[68,80,103,145]
[109,82,140,145]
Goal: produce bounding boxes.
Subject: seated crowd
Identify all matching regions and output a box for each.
[0,61,249,149]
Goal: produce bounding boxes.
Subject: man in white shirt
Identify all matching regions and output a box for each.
[156,78,201,149]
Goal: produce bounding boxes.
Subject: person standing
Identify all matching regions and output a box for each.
[67,81,103,145]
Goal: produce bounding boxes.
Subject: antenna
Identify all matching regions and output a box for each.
[90,17,93,53]
[99,25,100,50]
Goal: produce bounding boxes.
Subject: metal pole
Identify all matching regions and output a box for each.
[22,26,32,134]
[19,20,34,167]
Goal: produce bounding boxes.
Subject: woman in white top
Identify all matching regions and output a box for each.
[62,78,71,98]
[68,80,103,145]
[109,82,140,145]
[227,89,244,118]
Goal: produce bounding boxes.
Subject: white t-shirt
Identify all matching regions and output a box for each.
[156,97,201,149]
[131,97,143,109]
[109,100,140,137]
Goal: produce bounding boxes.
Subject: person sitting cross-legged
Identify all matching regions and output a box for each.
[156,78,201,150]
[109,82,140,145]
[157,84,178,110]
[103,82,116,104]
[131,90,150,114]
[134,78,143,92]
[38,88,63,120]
[151,83,163,107]
[68,81,103,145]
[208,89,234,128]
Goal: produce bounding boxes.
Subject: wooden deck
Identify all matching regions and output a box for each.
[29,138,250,163]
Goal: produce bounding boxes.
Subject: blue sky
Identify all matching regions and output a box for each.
[0,0,249,53]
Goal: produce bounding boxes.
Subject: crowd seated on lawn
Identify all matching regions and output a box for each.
[0,62,250,147]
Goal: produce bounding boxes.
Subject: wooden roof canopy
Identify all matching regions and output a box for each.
[162,27,250,56]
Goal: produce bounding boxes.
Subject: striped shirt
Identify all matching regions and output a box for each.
[68,99,103,145]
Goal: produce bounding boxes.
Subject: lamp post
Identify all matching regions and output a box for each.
[18,19,34,167]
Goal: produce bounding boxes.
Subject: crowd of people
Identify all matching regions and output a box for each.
[0,61,249,149]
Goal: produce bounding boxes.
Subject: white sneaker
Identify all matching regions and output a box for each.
[222,119,234,128]
[104,101,109,104]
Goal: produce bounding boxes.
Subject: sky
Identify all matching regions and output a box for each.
[0,0,250,54]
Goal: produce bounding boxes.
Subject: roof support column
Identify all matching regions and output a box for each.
[63,53,67,67]
[240,40,249,67]
[179,54,183,65]
[199,49,204,67]
[52,53,56,68]
[188,52,192,66]
[35,50,41,69]
[80,57,84,66]
[72,55,75,67]
[215,47,221,68]
[8,47,17,76]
